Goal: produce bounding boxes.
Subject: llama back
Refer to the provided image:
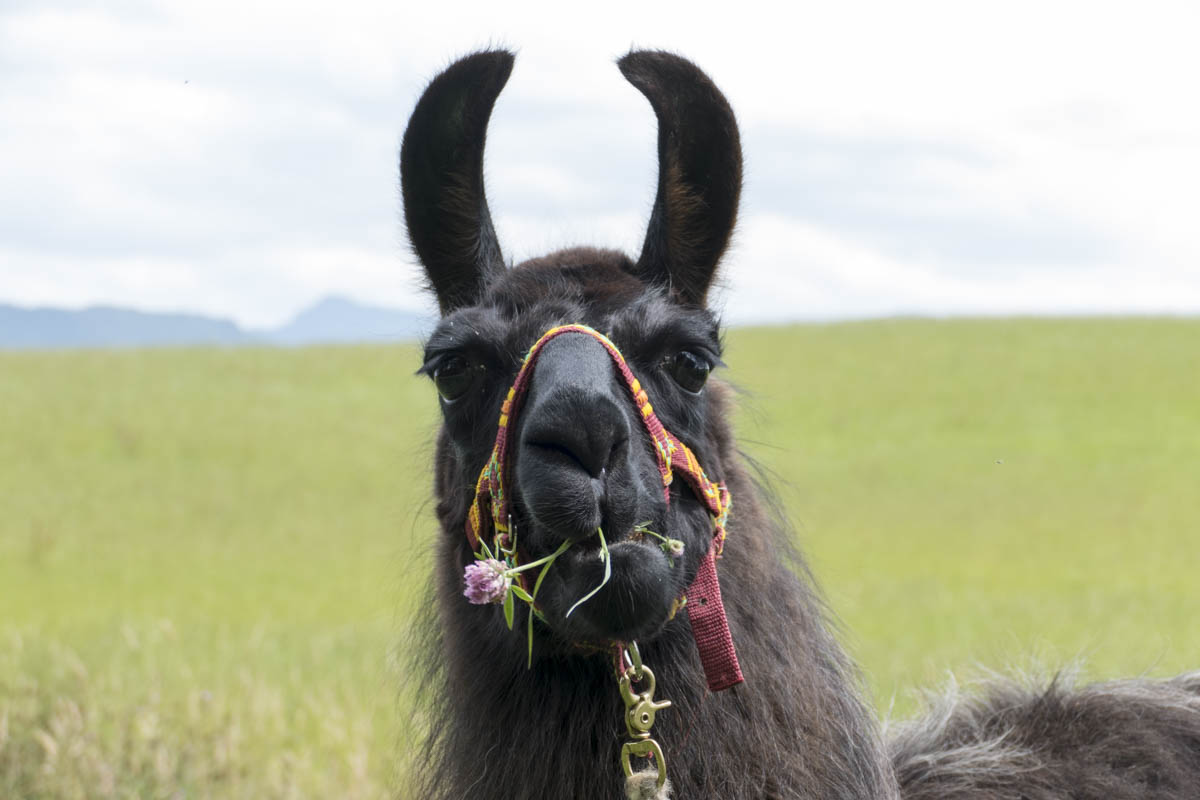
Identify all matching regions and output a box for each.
[891,671,1200,800]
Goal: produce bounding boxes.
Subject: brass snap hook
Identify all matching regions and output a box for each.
[619,665,671,739]
[616,644,672,794]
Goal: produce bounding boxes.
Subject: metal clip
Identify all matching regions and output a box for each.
[626,641,644,680]
[619,665,671,739]
[499,516,517,558]
[617,661,671,790]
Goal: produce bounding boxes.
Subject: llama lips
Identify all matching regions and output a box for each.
[551,538,685,642]
[464,323,743,692]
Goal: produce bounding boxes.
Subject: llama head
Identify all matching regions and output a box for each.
[403,49,742,649]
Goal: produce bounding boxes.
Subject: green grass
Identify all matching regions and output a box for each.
[1,347,436,797]
[2,318,1198,796]
[727,318,1200,709]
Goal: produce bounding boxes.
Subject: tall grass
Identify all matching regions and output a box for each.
[2,318,1198,796]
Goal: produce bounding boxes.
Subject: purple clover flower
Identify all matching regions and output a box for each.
[463,558,510,604]
[666,539,685,558]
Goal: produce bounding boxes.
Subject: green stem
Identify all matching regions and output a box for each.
[635,524,669,544]
[505,539,572,576]
[565,528,611,618]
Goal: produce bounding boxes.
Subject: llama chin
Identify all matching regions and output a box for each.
[401,49,1200,800]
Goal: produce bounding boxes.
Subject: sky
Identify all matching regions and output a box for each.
[2,0,1199,329]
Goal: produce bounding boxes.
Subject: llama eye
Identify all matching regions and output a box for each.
[666,350,711,394]
[433,356,477,403]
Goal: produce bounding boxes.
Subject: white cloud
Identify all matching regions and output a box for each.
[721,214,1200,324]
[1,0,1199,325]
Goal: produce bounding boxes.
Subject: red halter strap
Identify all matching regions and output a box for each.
[465,324,743,691]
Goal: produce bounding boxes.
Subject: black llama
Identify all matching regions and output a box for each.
[402,50,1200,800]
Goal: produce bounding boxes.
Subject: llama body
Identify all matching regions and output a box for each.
[402,50,1200,800]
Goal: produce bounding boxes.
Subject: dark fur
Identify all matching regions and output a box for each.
[891,671,1200,799]
[410,250,896,799]
[400,51,511,313]
[400,49,1200,799]
[618,51,742,306]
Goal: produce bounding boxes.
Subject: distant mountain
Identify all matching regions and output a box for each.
[0,296,431,349]
[265,295,427,345]
[0,304,254,349]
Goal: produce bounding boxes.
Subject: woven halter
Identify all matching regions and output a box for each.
[466,324,743,691]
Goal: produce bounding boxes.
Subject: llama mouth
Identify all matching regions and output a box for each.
[541,537,682,643]
[562,534,663,566]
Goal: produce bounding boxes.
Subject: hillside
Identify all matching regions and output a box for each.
[0,304,249,348]
[0,296,430,349]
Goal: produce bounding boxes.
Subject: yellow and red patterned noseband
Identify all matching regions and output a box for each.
[465,324,743,691]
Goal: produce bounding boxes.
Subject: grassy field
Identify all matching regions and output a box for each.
[3,318,1198,797]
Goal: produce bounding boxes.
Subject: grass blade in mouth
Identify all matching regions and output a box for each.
[525,538,570,668]
[565,527,611,618]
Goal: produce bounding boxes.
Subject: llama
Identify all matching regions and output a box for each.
[401,50,1200,800]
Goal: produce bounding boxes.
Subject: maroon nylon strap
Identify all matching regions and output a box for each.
[688,549,742,691]
[466,324,743,691]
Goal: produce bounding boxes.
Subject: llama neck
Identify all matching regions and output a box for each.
[418,463,900,800]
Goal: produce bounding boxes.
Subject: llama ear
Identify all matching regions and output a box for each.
[401,50,513,314]
[619,50,743,307]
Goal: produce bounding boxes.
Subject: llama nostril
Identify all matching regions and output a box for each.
[526,440,607,482]
[522,418,625,480]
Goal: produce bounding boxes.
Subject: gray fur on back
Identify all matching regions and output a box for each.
[889,671,1200,799]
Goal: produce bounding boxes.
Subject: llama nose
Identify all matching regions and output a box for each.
[514,333,635,538]
[519,350,628,480]
[522,401,626,479]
